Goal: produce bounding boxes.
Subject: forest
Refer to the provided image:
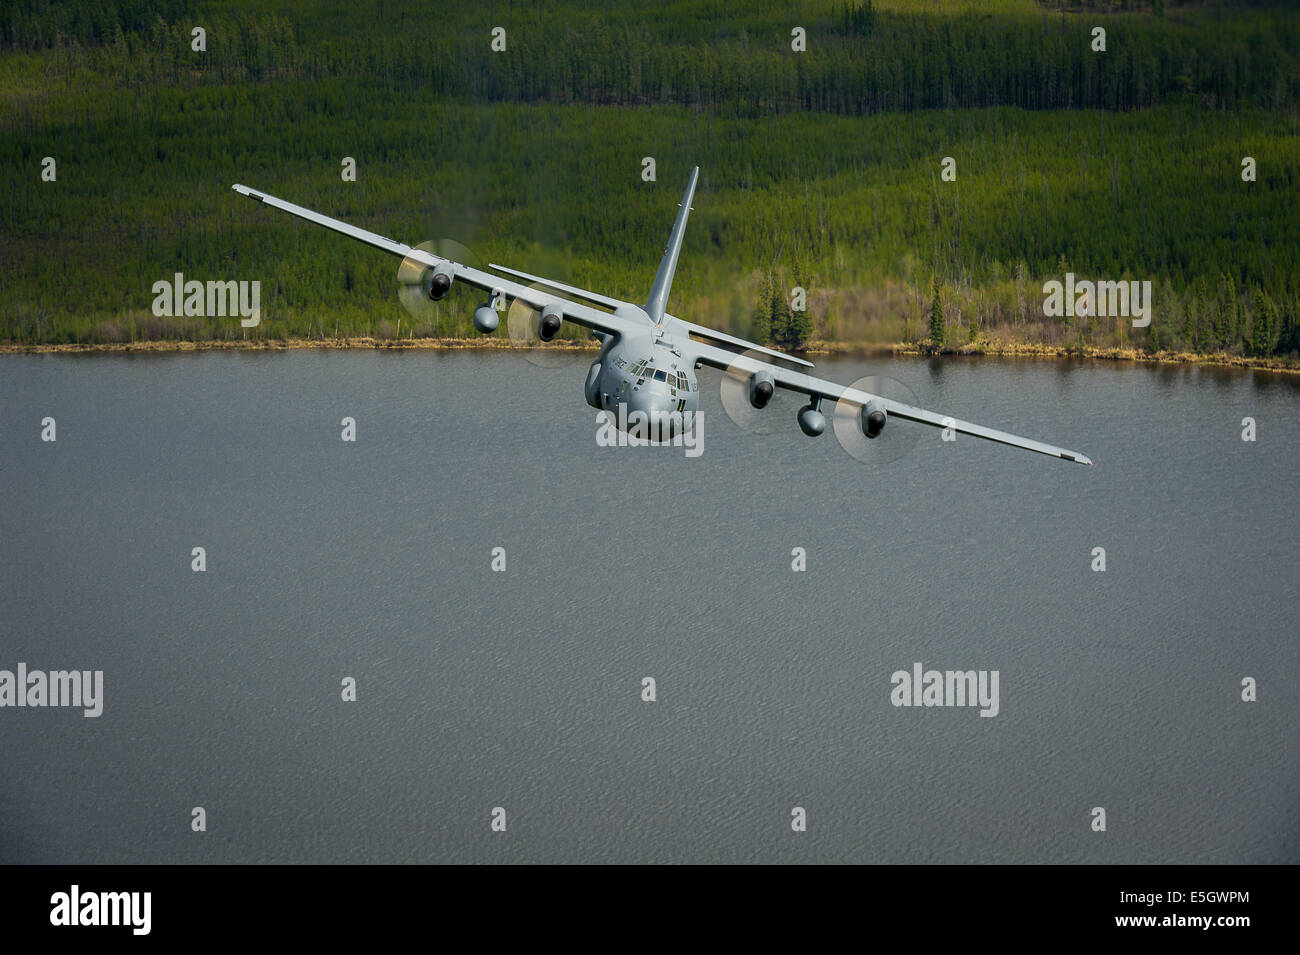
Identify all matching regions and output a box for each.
[2,0,1298,358]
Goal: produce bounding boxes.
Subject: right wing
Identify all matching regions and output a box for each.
[230,184,645,340]
[689,339,1094,466]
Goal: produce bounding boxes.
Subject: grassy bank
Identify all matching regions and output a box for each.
[5,333,1297,377]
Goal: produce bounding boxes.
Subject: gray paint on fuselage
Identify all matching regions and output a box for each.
[589,308,700,432]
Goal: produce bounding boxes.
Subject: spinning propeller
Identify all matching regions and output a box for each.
[719,352,924,465]
[396,238,481,327]
[718,348,802,435]
[506,282,574,369]
[831,374,924,465]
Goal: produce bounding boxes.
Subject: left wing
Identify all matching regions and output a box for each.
[231,184,645,341]
[689,340,1093,466]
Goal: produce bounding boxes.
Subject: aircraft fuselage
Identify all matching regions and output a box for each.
[584,308,700,436]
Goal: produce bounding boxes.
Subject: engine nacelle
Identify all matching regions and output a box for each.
[538,304,563,342]
[862,398,887,438]
[749,370,775,409]
[473,304,499,333]
[426,264,454,301]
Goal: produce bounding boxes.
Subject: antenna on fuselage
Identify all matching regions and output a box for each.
[644,166,699,326]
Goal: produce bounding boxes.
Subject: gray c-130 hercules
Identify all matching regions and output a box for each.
[232,168,1092,466]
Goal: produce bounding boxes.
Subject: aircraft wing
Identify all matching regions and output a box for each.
[230,184,644,339]
[689,340,1094,466]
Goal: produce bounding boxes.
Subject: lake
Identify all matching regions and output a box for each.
[0,350,1295,863]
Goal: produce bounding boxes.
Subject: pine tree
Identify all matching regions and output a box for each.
[1250,290,1280,357]
[1217,273,1238,351]
[788,264,813,350]
[1186,279,1207,350]
[750,273,772,345]
[769,273,792,348]
[928,276,946,348]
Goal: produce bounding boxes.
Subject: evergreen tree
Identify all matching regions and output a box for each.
[1217,273,1238,351]
[788,264,814,350]
[769,272,792,348]
[928,276,946,348]
[1250,290,1280,357]
[750,273,772,345]
[1186,279,1208,350]
[1282,299,1300,355]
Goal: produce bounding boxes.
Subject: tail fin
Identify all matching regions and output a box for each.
[645,166,699,325]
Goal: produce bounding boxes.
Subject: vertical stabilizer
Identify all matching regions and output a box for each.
[645,166,699,324]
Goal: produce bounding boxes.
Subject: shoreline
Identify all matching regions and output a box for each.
[2,336,1297,374]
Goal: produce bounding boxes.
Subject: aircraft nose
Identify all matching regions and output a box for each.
[625,388,668,418]
[621,389,685,439]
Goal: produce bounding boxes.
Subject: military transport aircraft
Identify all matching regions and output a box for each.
[232,168,1092,466]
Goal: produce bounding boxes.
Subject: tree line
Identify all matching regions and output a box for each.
[3,0,1297,116]
[2,1,1297,358]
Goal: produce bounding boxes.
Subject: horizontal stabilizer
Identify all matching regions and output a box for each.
[680,319,815,368]
[487,264,633,312]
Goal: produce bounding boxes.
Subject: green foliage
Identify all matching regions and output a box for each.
[832,1,877,37]
[768,275,793,348]
[788,263,814,350]
[1,1,1298,357]
[750,273,773,344]
[752,268,813,350]
[929,276,946,347]
[1249,289,1281,357]
[4,0,1299,113]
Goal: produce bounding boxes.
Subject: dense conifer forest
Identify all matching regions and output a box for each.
[3,0,1297,357]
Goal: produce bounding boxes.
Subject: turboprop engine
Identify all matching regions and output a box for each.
[425,263,454,301]
[748,370,774,409]
[862,397,887,438]
[538,304,563,342]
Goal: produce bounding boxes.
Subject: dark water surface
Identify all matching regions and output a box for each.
[1,350,1295,863]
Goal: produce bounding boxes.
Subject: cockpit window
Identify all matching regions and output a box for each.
[653,369,668,382]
